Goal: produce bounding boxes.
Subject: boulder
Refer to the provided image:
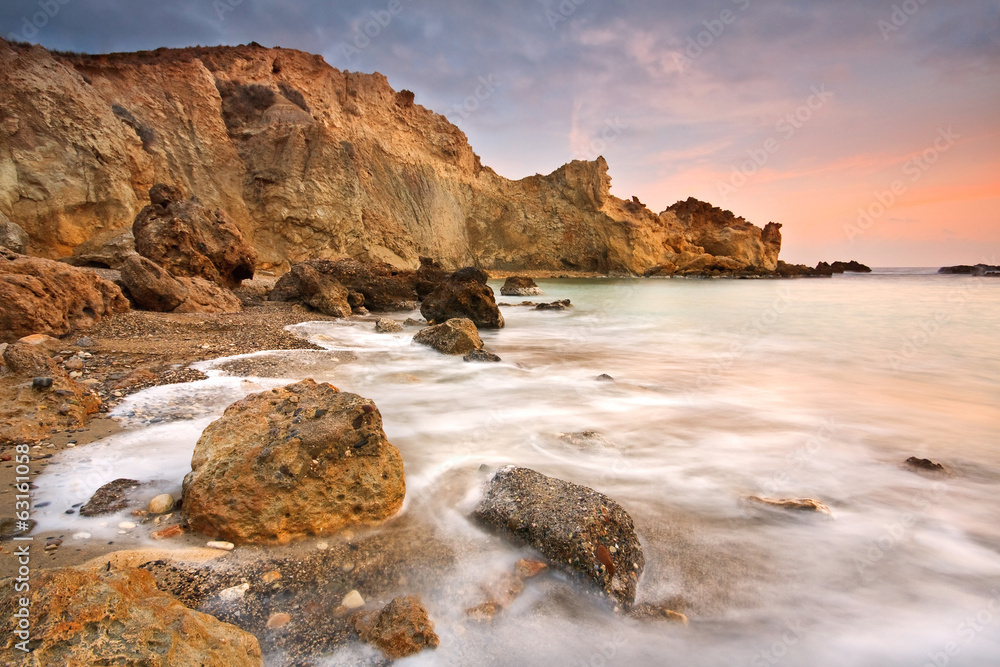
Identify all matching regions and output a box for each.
[269,262,351,317]
[120,254,242,314]
[1,344,102,444]
[904,456,948,474]
[472,466,644,608]
[414,256,449,298]
[450,266,490,284]
[375,318,404,333]
[133,183,257,289]
[352,596,440,659]
[938,264,1000,275]
[182,379,405,544]
[276,258,418,311]
[829,260,872,273]
[464,349,501,363]
[500,276,543,296]
[0,216,29,254]
[412,318,484,355]
[0,567,262,666]
[64,226,136,269]
[420,279,504,329]
[535,299,572,311]
[0,250,129,343]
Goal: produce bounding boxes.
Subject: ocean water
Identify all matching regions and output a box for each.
[32,270,1000,666]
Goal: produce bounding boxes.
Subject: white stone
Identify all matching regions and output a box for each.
[342,590,365,609]
[218,582,250,602]
[207,540,235,551]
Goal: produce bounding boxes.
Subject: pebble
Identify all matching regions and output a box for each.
[316,541,329,551]
[218,582,250,602]
[207,540,235,551]
[72,531,91,540]
[151,525,185,540]
[118,521,136,530]
[342,590,365,609]
[266,612,292,629]
[147,493,175,514]
[262,570,282,584]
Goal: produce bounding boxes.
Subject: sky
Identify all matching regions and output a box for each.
[3,0,999,266]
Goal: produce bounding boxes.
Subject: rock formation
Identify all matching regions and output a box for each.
[412,318,484,355]
[420,276,504,329]
[268,262,352,317]
[0,566,262,666]
[120,253,242,314]
[472,466,644,608]
[182,379,405,544]
[0,40,783,275]
[0,250,129,342]
[133,183,257,289]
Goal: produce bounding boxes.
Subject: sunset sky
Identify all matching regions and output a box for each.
[3,0,998,266]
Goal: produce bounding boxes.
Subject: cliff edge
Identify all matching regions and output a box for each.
[0,39,781,275]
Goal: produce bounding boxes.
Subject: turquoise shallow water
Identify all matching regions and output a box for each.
[33,270,1000,666]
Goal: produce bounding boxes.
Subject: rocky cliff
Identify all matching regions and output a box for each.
[0,39,782,275]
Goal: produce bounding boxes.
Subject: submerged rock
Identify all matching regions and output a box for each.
[463,349,501,363]
[420,275,504,329]
[0,566,262,666]
[746,496,832,515]
[500,276,543,296]
[80,478,142,517]
[412,318,484,355]
[182,379,405,544]
[133,183,257,289]
[0,250,129,342]
[269,262,351,317]
[472,466,644,608]
[352,595,440,659]
[904,456,948,474]
[535,299,572,311]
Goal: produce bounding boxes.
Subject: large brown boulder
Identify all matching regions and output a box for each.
[412,318,484,355]
[133,183,257,289]
[414,256,449,298]
[0,250,129,343]
[420,277,504,329]
[182,379,405,544]
[0,343,101,443]
[353,596,440,659]
[268,262,352,317]
[120,254,242,313]
[64,226,136,269]
[472,466,644,609]
[0,566,262,666]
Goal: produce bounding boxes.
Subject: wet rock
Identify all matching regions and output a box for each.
[938,263,1000,275]
[746,496,833,515]
[148,493,176,514]
[500,276,543,296]
[80,478,142,516]
[827,260,872,273]
[420,276,504,329]
[182,379,405,544]
[133,183,257,289]
[515,559,549,578]
[151,525,186,540]
[463,349,502,363]
[904,456,948,474]
[0,218,29,254]
[352,595,440,659]
[32,376,53,389]
[268,262,351,317]
[374,318,404,333]
[0,566,262,666]
[535,299,572,311]
[267,612,292,629]
[596,374,615,382]
[774,261,834,278]
[412,318,484,355]
[472,466,644,608]
[120,254,242,313]
[403,317,425,327]
[0,251,129,342]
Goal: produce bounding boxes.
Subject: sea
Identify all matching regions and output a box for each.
[30,268,1000,666]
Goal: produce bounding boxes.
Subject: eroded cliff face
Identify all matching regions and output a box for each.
[0,39,782,274]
